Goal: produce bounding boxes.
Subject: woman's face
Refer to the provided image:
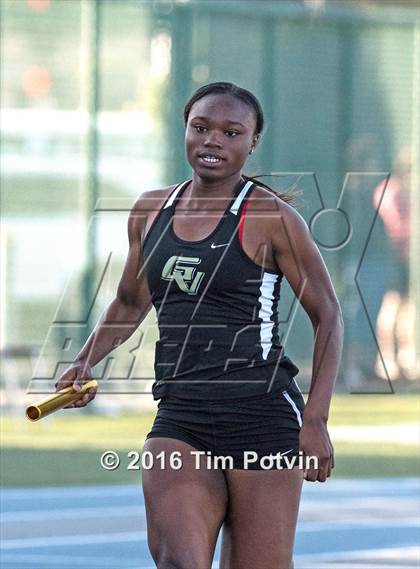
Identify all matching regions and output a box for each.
[185,93,259,181]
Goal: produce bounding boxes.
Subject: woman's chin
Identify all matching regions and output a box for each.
[193,165,226,181]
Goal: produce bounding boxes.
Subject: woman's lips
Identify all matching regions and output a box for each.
[198,155,224,166]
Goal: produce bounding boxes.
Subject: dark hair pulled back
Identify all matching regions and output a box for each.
[183,82,297,205]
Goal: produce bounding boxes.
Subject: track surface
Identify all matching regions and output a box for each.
[1,479,418,568]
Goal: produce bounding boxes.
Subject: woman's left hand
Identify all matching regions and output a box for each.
[299,416,334,482]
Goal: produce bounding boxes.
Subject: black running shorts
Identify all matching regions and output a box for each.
[145,379,305,471]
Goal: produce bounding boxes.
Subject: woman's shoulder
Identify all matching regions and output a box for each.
[246,184,309,237]
[125,184,179,236]
[246,184,298,217]
[131,183,179,214]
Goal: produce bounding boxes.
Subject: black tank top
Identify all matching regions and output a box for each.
[143,177,299,401]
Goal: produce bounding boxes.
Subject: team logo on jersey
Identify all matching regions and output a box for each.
[161,256,205,295]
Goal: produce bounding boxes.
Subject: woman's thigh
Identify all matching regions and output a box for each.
[142,437,228,569]
[219,466,304,569]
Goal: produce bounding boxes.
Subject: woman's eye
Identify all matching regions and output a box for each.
[226,131,238,137]
[193,125,206,132]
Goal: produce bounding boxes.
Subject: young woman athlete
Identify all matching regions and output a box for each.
[55,82,344,569]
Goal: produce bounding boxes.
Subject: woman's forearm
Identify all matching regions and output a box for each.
[303,307,344,423]
[74,296,151,368]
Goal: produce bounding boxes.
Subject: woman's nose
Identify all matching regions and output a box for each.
[204,131,222,148]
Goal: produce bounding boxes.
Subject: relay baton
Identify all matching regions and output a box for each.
[25,379,98,421]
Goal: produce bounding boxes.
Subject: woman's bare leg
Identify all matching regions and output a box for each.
[395,297,417,379]
[374,290,400,380]
[219,466,304,569]
[142,437,228,569]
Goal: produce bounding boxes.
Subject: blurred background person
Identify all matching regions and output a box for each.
[373,146,417,381]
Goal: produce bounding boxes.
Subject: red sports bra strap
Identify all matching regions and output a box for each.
[238,198,250,246]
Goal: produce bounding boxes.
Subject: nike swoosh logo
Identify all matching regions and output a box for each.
[211,243,229,249]
[280,448,295,456]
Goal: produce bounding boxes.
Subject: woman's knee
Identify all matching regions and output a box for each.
[155,556,210,569]
[151,544,212,569]
[148,519,217,569]
[155,561,204,569]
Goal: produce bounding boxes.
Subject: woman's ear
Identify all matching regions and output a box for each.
[249,133,260,154]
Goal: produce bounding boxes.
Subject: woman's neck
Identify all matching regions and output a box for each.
[188,172,244,200]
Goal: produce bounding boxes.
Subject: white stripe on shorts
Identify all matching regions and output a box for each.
[282,390,302,427]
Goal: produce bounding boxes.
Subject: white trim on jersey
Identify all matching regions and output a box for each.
[166,179,253,213]
[163,180,190,209]
[229,180,254,215]
[282,390,303,427]
[258,272,278,359]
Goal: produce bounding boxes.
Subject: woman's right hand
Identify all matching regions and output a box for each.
[54,360,97,409]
